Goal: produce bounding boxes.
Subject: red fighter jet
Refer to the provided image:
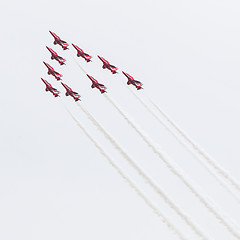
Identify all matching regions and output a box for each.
[86,74,107,94]
[49,31,69,50]
[72,44,92,62]
[122,71,143,90]
[61,82,81,101]
[43,62,62,80]
[41,78,60,97]
[46,46,66,65]
[98,56,118,74]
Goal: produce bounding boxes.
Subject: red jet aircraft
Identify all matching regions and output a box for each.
[41,78,60,97]
[98,56,118,74]
[46,46,66,65]
[49,31,69,50]
[72,44,92,62]
[43,61,62,80]
[86,74,107,94]
[61,82,81,101]
[122,71,143,90]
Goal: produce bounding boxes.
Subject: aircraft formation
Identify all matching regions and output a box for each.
[40,31,240,240]
[42,31,143,101]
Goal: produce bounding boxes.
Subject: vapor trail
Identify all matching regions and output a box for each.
[77,102,212,240]
[62,104,187,240]
[149,98,240,194]
[104,94,240,240]
[126,88,240,203]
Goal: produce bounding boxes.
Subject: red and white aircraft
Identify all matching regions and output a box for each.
[98,56,118,74]
[49,31,69,50]
[122,71,143,90]
[41,78,60,97]
[72,44,92,62]
[43,61,62,80]
[61,82,81,101]
[86,74,107,94]
[46,46,66,65]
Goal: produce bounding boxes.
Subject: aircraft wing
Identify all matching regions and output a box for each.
[54,71,62,77]
[110,65,117,69]
[60,40,69,49]
[48,85,58,91]
[51,87,58,91]
[134,80,142,84]
[98,84,107,90]
[134,80,143,87]
[84,52,91,57]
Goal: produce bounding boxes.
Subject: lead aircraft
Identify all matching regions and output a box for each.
[86,74,107,93]
[122,71,143,90]
[72,44,92,62]
[46,46,66,65]
[41,78,60,97]
[98,56,118,74]
[61,82,81,101]
[43,62,62,80]
[49,31,69,50]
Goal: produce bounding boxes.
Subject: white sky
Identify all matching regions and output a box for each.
[1,0,240,239]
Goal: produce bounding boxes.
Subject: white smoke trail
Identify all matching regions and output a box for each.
[103,94,240,240]
[77,102,212,240]
[62,104,187,240]
[125,88,240,203]
[149,98,240,194]
[67,56,239,238]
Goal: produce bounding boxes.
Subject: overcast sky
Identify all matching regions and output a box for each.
[1,0,240,239]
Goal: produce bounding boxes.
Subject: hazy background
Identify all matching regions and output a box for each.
[1,0,240,239]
